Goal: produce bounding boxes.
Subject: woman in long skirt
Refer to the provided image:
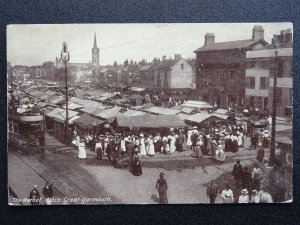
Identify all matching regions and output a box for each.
[139,134,147,156]
[186,129,193,150]
[162,136,170,154]
[169,132,176,153]
[195,137,203,158]
[145,136,150,155]
[156,172,168,204]
[78,139,87,159]
[147,136,155,156]
[132,149,142,176]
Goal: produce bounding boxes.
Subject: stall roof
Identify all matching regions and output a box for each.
[143,106,180,115]
[178,107,195,114]
[177,112,191,121]
[132,103,154,110]
[46,108,79,123]
[212,113,229,120]
[171,105,184,110]
[130,87,146,92]
[73,113,105,129]
[181,100,213,109]
[96,106,123,120]
[123,110,147,117]
[128,94,145,100]
[50,96,65,105]
[116,114,186,128]
[29,90,45,97]
[185,113,212,124]
[79,105,106,116]
[39,105,57,115]
[214,109,229,115]
[62,102,84,110]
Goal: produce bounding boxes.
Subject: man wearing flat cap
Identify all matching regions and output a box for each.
[29,185,41,205]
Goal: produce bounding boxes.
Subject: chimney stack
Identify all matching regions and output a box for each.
[124,59,129,67]
[252,25,264,41]
[174,54,181,60]
[204,33,215,45]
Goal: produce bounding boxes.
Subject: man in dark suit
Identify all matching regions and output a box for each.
[42,182,53,205]
[29,185,41,205]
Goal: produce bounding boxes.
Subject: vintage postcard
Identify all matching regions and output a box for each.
[7,23,292,205]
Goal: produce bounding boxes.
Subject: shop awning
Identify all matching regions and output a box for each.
[73,113,105,129]
[116,114,186,128]
[130,87,146,92]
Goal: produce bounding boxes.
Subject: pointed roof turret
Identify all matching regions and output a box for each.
[93,32,97,48]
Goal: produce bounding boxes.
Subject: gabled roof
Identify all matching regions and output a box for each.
[194,39,268,52]
[122,110,147,117]
[46,108,78,123]
[128,94,144,100]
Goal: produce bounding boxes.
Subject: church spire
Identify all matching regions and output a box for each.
[93,32,97,48]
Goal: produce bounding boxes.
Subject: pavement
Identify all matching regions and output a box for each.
[8,133,272,204]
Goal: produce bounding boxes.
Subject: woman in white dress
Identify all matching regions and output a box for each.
[162,135,170,154]
[169,132,176,153]
[237,131,243,147]
[145,136,150,155]
[78,139,87,159]
[147,135,155,156]
[186,129,193,150]
[120,137,126,154]
[139,134,147,156]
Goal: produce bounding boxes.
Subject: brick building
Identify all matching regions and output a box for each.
[194,25,269,107]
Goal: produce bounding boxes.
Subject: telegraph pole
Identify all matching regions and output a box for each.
[61,42,70,144]
[269,50,279,167]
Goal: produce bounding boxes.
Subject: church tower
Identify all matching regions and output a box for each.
[92,32,100,68]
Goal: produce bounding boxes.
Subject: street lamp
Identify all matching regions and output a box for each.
[269,50,279,167]
[61,42,70,144]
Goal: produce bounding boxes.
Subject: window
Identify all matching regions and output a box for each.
[260,77,266,89]
[246,77,255,89]
[250,77,255,89]
[181,63,184,70]
[278,61,283,77]
[276,88,282,104]
[250,96,256,107]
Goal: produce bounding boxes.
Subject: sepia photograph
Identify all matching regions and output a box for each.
[7,23,293,205]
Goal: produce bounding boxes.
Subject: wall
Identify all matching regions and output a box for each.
[170,58,193,89]
[245,68,270,97]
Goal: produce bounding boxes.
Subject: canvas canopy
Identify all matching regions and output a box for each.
[73,113,105,129]
[122,110,147,117]
[143,106,180,115]
[46,108,78,123]
[181,100,213,109]
[96,106,123,120]
[116,114,186,128]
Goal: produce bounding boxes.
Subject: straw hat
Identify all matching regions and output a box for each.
[140,133,144,137]
[241,189,248,195]
[159,172,165,177]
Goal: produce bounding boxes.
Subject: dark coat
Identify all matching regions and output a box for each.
[29,189,40,205]
[42,185,53,198]
[232,164,243,179]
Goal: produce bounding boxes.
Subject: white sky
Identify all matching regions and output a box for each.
[7,23,292,66]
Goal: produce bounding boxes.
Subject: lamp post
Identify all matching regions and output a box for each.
[269,50,279,167]
[61,42,70,144]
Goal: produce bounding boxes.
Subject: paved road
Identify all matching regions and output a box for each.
[8,133,271,204]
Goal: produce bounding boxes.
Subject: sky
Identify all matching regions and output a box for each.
[7,23,293,66]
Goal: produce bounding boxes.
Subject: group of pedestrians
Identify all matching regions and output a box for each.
[28,182,54,205]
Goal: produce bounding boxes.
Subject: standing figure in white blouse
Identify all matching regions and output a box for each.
[139,134,147,156]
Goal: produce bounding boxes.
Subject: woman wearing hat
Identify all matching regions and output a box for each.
[156,172,168,204]
[169,132,177,154]
[139,134,147,156]
[186,128,193,150]
[238,189,250,203]
[132,147,142,176]
[147,135,155,156]
[78,138,87,159]
[221,184,234,204]
[195,136,203,158]
[250,190,261,203]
